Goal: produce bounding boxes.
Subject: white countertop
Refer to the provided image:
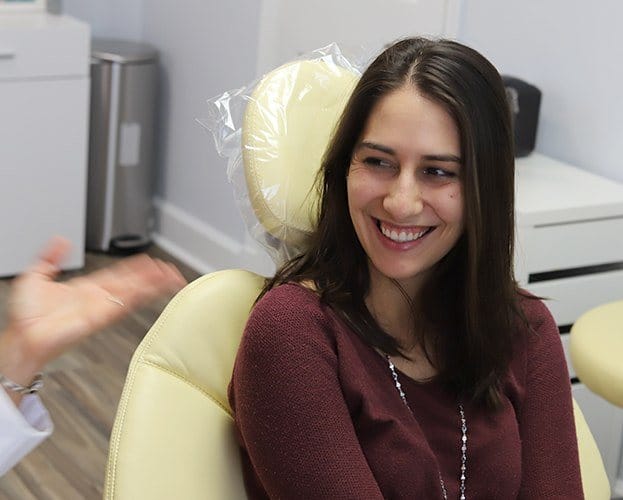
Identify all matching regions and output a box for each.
[0,12,80,28]
[515,153,623,226]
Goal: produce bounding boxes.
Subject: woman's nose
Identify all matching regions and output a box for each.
[382,176,425,220]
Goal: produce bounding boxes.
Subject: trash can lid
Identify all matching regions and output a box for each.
[92,38,158,64]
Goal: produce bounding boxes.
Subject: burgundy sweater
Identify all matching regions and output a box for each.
[228,284,583,499]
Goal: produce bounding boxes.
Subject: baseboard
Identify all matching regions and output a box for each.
[152,197,275,276]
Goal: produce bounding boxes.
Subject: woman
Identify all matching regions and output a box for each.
[229,38,582,498]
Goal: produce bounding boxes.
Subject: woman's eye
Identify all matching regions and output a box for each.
[423,167,456,178]
[363,157,395,169]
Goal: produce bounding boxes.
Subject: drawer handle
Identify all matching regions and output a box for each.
[0,50,16,60]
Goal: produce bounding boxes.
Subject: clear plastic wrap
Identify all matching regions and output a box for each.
[198,44,363,265]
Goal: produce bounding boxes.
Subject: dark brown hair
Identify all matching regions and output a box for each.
[262,37,523,408]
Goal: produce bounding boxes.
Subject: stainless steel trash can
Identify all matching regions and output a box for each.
[86,39,158,252]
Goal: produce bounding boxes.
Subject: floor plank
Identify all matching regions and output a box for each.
[0,247,200,499]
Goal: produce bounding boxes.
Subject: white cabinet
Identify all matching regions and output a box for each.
[515,153,623,487]
[0,13,90,276]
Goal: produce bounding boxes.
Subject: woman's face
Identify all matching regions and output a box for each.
[347,86,464,296]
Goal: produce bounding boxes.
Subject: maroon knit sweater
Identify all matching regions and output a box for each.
[228,283,583,499]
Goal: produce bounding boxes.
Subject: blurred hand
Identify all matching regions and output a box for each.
[0,237,186,397]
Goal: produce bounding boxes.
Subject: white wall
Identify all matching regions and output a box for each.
[256,0,456,74]
[140,1,263,273]
[458,0,623,184]
[63,0,143,40]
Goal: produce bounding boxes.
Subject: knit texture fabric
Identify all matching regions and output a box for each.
[228,283,583,499]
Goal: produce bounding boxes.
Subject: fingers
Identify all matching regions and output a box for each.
[154,259,187,291]
[26,237,72,279]
[39,236,72,267]
[128,256,187,301]
[79,254,187,311]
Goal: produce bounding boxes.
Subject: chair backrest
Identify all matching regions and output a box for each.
[105,270,264,499]
[241,58,358,251]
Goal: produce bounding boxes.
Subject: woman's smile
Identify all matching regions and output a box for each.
[376,218,435,244]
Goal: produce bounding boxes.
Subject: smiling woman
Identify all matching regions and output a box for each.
[229,37,583,499]
[347,87,464,300]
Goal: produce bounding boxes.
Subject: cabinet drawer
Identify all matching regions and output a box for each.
[525,269,623,326]
[519,217,623,275]
[0,14,89,80]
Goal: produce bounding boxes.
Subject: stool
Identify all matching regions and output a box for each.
[571,299,623,408]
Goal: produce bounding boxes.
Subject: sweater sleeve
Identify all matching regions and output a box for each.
[229,285,384,499]
[517,299,584,499]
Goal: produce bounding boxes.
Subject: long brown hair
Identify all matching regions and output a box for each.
[262,37,522,408]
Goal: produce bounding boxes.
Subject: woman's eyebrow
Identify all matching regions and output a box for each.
[355,142,462,164]
[422,154,462,164]
[355,141,395,155]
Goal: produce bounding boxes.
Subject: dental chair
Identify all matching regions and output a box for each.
[571,299,623,495]
[104,59,610,500]
[571,300,623,409]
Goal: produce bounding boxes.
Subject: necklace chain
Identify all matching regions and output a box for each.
[385,355,467,500]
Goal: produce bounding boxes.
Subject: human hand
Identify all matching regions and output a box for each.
[0,238,186,399]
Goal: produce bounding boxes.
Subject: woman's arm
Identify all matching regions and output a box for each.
[517,299,583,499]
[230,285,384,499]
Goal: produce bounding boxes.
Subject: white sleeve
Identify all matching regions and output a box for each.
[0,387,53,476]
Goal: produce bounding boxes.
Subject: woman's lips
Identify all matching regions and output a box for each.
[375,219,435,244]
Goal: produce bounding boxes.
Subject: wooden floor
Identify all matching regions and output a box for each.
[0,246,200,500]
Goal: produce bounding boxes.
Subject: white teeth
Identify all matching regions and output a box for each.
[380,223,430,243]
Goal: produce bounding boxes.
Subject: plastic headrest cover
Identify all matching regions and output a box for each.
[241,59,359,249]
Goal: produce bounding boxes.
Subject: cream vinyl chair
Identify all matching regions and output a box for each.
[104,59,610,499]
[571,300,623,409]
[571,300,623,497]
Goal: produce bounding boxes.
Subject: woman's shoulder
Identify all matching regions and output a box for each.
[506,290,567,392]
[513,289,560,346]
[255,281,321,313]
[247,282,333,339]
[237,282,340,370]
[515,289,554,327]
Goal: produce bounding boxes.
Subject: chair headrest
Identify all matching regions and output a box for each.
[241,59,359,249]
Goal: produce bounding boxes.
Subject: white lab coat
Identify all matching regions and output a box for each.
[0,388,52,476]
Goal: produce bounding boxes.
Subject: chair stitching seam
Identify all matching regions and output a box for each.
[141,360,234,417]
